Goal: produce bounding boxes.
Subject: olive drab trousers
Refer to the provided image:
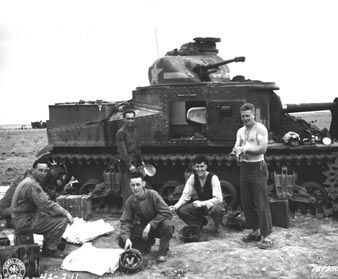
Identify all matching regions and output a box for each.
[118,220,173,255]
[240,160,272,237]
[120,167,133,207]
[13,211,68,250]
[176,203,226,228]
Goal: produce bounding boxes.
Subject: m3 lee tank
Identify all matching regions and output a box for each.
[39,37,338,210]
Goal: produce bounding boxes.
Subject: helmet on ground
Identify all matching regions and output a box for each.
[119,248,144,273]
[226,211,246,231]
[180,225,201,242]
[282,131,300,146]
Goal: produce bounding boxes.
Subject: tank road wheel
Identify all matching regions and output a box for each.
[158,180,182,205]
[301,181,330,209]
[220,180,237,210]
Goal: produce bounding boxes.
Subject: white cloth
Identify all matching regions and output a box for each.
[61,243,124,276]
[62,217,115,244]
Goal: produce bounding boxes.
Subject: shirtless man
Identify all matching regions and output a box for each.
[232,103,272,249]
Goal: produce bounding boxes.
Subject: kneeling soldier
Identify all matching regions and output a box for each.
[118,172,173,262]
[170,156,226,235]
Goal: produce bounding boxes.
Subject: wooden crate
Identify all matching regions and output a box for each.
[0,244,40,278]
[56,194,93,220]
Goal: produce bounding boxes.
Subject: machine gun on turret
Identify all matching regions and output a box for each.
[193,56,245,81]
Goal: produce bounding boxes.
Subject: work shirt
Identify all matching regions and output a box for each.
[116,125,142,169]
[11,177,68,230]
[119,189,172,241]
[176,172,223,209]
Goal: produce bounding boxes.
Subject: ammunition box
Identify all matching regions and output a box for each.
[269,199,290,228]
[57,194,93,220]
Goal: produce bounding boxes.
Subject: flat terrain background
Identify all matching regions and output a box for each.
[1,121,338,279]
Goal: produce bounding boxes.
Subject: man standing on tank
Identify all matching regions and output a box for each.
[232,103,273,249]
[116,107,144,207]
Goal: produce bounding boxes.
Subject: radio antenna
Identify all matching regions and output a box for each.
[155,28,160,58]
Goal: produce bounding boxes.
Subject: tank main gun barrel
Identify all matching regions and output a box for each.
[193,56,245,81]
[283,102,337,113]
[196,56,246,71]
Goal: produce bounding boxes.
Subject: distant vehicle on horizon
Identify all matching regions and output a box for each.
[31,120,46,129]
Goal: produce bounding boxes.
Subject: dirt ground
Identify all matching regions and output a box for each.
[1,129,338,279]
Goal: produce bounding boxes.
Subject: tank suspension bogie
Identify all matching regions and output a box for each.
[42,151,337,211]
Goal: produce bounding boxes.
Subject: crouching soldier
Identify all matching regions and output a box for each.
[11,161,73,258]
[117,172,173,262]
[170,156,226,235]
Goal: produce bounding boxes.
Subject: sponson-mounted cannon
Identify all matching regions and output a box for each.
[38,37,338,213]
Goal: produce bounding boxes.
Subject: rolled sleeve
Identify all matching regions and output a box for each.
[175,175,194,209]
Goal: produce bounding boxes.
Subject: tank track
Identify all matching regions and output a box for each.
[49,152,337,168]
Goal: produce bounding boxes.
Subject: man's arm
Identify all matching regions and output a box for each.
[116,130,133,169]
[170,175,194,210]
[231,128,244,157]
[148,191,172,229]
[119,199,135,242]
[135,129,144,164]
[233,128,243,149]
[30,183,69,217]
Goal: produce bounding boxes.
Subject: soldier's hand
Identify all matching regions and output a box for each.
[66,213,74,225]
[142,223,151,241]
[169,205,177,212]
[124,238,132,250]
[129,165,136,173]
[192,200,203,208]
[236,146,246,156]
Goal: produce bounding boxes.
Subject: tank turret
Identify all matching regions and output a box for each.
[148,37,244,84]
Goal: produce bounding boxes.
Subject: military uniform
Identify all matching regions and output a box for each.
[11,177,69,251]
[118,189,173,255]
[116,125,143,205]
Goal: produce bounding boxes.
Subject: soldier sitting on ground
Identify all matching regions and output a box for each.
[170,155,226,235]
[11,160,73,258]
[0,163,65,228]
[0,169,32,228]
[117,172,173,262]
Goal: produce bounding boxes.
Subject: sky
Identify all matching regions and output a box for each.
[0,0,337,124]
